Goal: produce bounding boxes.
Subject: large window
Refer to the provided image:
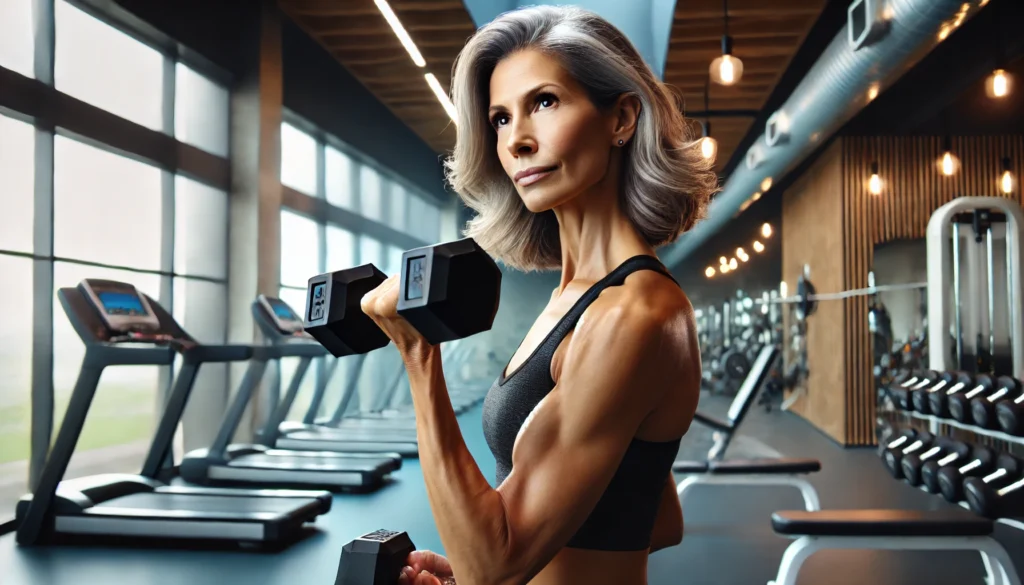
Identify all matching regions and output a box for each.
[1,1,232,521]
[326,226,356,272]
[54,136,163,269]
[175,64,230,157]
[281,122,318,195]
[0,114,35,254]
[280,209,321,288]
[0,0,34,78]
[55,0,164,130]
[0,257,34,516]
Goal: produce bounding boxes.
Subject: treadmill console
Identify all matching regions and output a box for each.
[79,279,160,333]
[257,295,306,335]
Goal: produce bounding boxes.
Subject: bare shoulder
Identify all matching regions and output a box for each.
[580,270,693,340]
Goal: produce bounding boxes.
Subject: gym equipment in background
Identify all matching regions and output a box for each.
[177,296,402,490]
[970,376,1022,428]
[16,280,332,547]
[963,454,1023,518]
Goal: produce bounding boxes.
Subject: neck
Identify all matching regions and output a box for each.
[552,177,654,292]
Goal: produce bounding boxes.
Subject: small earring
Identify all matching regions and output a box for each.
[618,139,624,145]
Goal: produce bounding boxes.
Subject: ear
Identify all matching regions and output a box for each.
[611,93,641,146]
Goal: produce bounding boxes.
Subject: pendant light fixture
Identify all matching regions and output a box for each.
[937,136,960,177]
[699,80,718,161]
[868,161,883,195]
[709,0,743,86]
[1000,157,1015,195]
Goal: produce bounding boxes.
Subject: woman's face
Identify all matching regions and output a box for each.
[488,49,621,213]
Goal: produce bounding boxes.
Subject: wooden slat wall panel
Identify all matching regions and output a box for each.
[841,135,1024,445]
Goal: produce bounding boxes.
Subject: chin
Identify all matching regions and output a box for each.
[518,186,574,213]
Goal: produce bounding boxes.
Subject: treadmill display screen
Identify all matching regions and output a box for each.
[98,291,148,316]
[405,256,425,300]
[268,298,301,324]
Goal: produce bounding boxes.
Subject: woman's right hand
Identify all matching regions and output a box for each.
[398,550,455,585]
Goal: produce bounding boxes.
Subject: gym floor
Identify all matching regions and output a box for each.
[2,394,1023,585]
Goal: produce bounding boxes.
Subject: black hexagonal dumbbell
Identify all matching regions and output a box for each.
[928,371,978,419]
[901,437,963,487]
[912,371,971,414]
[883,431,934,479]
[304,238,502,357]
[303,264,393,357]
[937,446,997,503]
[971,376,1022,430]
[336,529,415,585]
[964,454,1024,519]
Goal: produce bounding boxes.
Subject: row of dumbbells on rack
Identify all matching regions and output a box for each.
[886,370,1024,436]
[881,428,1024,519]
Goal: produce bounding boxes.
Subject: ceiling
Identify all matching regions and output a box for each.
[280,0,828,173]
[278,0,473,153]
[664,0,826,172]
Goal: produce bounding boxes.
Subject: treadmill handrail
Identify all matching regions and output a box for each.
[269,339,329,359]
[181,344,258,364]
[84,344,175,367]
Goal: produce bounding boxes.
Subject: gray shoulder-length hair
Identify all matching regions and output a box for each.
[445,5,718,271]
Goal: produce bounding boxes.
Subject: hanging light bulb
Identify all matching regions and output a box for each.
[1001,157,1015,195]
[867,83,880,102]
[709,2,743,87]
[868,161,883,196]
[729,257,738,270]
[986,69,1012,99]
[937,137,960,176]
[751,192,762,202]
[705,266,716,278]
[699,120,718,162]
[753,240,765,253]
[719,256,727,265]
[761,223,772,238]
[760,177,773,192]
[720,263,730,274]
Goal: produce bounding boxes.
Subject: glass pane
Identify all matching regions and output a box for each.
[359,236,383,268]
[277,287,319,421]
[326,225,356,272]
[278,287,309,323]
[174,176,228,279]
[172,278,228,454]
[0,114,35,253]
[389,184,407,230]
[175,63,229,158]
[55,0,164,130]
[0,255,34,517]
[281,122,317,195]
[280,209,320,288]
[407,195,425,241]
[387,245,404,278]
[424,202,441,243]
[54,136,163,270]
[359,165,383,221]
[53,262,162,479]
[0,0,34,78]
[325,146,354,210]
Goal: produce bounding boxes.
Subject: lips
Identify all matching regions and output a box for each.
[513,165,558,186]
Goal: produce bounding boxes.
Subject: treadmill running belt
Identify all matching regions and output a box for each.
[88,493,322,519]
[229,453,390,472]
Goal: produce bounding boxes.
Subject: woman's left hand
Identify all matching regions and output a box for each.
[360,274,433,361]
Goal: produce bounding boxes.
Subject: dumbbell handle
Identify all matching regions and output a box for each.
[902,439,928,455]
[958,383,989,399]
[960,459,985,474]
[986,386,1015,403]
[998,476,1024,497]
[918,445,944,460]
[942,381,968,395]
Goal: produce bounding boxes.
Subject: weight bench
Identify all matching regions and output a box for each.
[768,509,1020,585]
[674,458,822,511]
[674,345,823,511]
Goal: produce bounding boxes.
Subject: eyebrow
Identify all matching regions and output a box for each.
[488,83,562,116]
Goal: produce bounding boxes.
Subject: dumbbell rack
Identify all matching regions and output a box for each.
[905,411,1024,448]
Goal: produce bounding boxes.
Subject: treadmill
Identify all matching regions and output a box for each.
[178,296,402,490]
[16,279,332,547]
[251,296,420,456]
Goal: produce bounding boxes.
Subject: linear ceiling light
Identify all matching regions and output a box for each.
[425,73,457,124]
[374,0,426,67]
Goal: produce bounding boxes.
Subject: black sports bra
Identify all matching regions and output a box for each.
[481,255,682,551]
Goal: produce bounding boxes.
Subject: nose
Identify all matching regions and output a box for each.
[505,118,537,158]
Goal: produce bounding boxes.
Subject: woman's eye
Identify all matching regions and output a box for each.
[538,94,556,109]
[492,114,509,128]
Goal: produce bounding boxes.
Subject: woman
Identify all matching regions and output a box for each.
[361,5,716,585]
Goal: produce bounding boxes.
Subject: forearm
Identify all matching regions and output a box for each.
[405,347,514,585]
